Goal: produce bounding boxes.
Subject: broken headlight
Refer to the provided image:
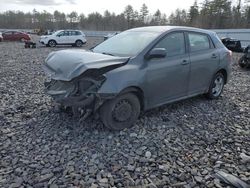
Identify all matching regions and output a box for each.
[46,80,76,97]
[75,75,106,96]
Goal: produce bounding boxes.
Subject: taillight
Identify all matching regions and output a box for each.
[227,50,233,63]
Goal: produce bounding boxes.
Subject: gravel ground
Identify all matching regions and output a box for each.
[0,36,249,188]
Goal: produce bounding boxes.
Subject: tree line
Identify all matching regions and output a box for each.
[0,0,249,31]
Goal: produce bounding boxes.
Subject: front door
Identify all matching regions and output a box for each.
[56,31,65,44]
[145,32,190,108]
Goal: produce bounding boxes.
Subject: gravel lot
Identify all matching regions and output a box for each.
[0,36,249,188]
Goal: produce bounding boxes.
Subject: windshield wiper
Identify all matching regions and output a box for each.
[102,52,114,56]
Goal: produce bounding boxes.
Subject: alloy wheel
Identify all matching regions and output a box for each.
[212,75,224,97]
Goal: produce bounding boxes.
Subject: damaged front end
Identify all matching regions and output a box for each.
[45,74,106,112]
[43,49,129,116]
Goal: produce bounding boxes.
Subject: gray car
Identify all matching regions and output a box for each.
[44,26,232,130]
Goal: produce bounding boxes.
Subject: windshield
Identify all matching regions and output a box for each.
[93,31,159,57]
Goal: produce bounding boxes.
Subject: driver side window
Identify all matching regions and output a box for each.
[57,31,64,36]
[155,32,185,57]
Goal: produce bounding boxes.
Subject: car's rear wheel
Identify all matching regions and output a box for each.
[75,40,83,47]
[48,40,56,47]
[100,93,140,131]
[206,72,225,99]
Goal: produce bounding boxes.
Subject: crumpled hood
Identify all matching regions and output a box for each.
[44,49,129,81]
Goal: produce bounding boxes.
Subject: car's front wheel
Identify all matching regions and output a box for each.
[48,40,57,47]
[75,40,83,47]
[100,93,140,131]
[206,72,225,99]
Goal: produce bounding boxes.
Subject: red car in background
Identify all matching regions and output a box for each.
[2,31,31,41]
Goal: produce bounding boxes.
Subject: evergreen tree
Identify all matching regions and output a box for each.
[189,1,199,26]
[140,3,149,23]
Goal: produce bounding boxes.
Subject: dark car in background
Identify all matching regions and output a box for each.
[221,37,243,52]
[238,45,250,68]
[44,26,232,130]
[104,32,120,41]
[2,31,31,41]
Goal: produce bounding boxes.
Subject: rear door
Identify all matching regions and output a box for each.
[145,32,190,107]
[68,31,76,44]
[14,32,21,40]
[186,32,220,95]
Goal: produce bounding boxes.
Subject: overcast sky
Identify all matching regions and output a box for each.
[0,0,202,16]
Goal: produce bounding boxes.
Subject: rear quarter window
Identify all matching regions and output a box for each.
[211,34,225,48]
[76,31,82,35]
[188,33,211,52]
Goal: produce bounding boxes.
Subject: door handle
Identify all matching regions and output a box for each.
[181,59,189,65]
[211,54,218,59]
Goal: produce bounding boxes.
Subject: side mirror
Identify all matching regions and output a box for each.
[146,48,166,59]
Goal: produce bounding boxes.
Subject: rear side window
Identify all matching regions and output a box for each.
[212,33,225,48]
[188,33,210,52]
[155,32,185,57]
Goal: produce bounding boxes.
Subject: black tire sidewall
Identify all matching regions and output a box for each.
[239,56,247,68]
[206,72,225,99]
[76,40,83,47]
[48,40,56,47]
[100,93,140,131]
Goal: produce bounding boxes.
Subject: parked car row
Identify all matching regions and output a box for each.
[0,29,87,48]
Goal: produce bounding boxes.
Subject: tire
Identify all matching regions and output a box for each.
[100,93,140,131]
[48,40,56,47]
[238,56,247,68]
[206,72,225,99]
[75,40,83,47]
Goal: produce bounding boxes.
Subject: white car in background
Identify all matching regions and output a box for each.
[0,32,3,42]
[39,30,87,47]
